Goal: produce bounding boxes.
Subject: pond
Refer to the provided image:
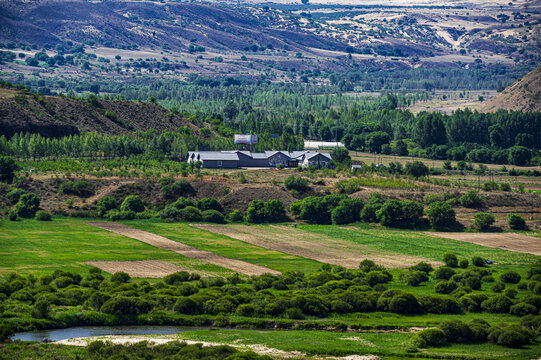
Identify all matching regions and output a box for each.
[12,325,207,342]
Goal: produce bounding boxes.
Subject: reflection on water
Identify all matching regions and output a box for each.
[12,325,204,342]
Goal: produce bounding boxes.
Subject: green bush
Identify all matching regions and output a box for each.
[164,271,190,285]
[181,206,202,222]
[35,210,51,221]
[433,266,456,280]
[459,259,469,268]
[488,325,534,348]
[418,295,462,314]
[389,292,423,314]
[14,193,40,218]
[172,197,195,210]
[111,272,130,283]
[426,201,455,230]
[331,197,364,225]
[6,188,25,205]
[409,262,433,274]
[492,281,506,293]
[459,190,484,208]
[472,256,485,267]
[196,198,223,213]
[481,295,513,313]
[435,280,458,294]
[439,320,474,343]
[507,213,526,230]
[96,196,117,217]
[412,328,447,348]
[500,271,521,284]
[159,206,182,220]
[401,271,429,286]
[284,175,309,192]
[59,180,94,197]
[443,253,458,268]
[202,209,226,224]
[263,199,286,222]
[472,212,495,230]
[510,303,537,317]
[174,297,200,314]
[227,210,244,222]
[8,209,17,221]
[120,195,144,213]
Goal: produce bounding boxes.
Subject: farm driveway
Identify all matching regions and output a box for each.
[425,232,541,256]
[192,224,431,268]
[87,222,280,276]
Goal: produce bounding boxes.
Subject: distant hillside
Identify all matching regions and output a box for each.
[0,87,198,138]
[480,66,541,113]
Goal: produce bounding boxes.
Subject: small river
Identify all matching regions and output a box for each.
[12,325,207,342]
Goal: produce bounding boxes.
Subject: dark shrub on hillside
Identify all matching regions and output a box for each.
[401,200,424,226]
[492,281,506,292]
[376,199,402,226]
[14,193,40,218]
[172,197,195,210]
[162,179,191,199]
[35,210,51,221]
[263,199,286,222]
[8,209,16,221]
[359,259,383,272]
[459,259,469,268]
[443,253,458,268]
[472,212,495,230]
[284,175,309,192]
[120,195,144,213]
[227,210,244,222]
[197,198,223,213]
[500,271,521,284]
[331,197,364,224]
[366,270,392,286]
[481,295,513,313]
[520,314,541,331]
[97,196,117,217]
[459,190,484,208]
[412,328,447,347]
[503,288,517,299]
[433,266,456,280]
[507,213,527,230]
[54,276,74,289]
[6,188,24,204]
[59,180,94,197]
[202,209,226,224]
[488,325,534,348]
[159,206,182,220]
[110,272,130,283]
[520,295,541,312]
[426,201,456,230]
[435,280,458,294]
[409,262,433,274]
[236,303,255,317]
[181,206,202,222]
[468,319,491,342]
[401,271,429,286]
[419,295,462,314]
[360,193,385,223]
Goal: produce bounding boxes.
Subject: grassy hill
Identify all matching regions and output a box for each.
[480,66,541,113]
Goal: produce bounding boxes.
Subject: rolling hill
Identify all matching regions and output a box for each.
[480,66,541,113]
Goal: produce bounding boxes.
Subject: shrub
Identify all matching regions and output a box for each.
[35,210,51,221]
[488,325,534,348]
[284,175,309,192]
[507,213,526,230]
[481,295,513,313]
[202,209,226,224]
[418,295,461,314]
[433,266,456,280]
[365,270,392,286]
[120,195,144,213]
[110,272,130,283]
[227,210,244,222]
[459,190,484,208]
[510,303,537,317]
[164,271,190,285]
[159,206,182,220]
[405,161,429,178]
[412,328,447,347]
[246,200,266,223]
[181,206,202,222]
[174,297,200,314]
[236,304,255,317]
[6,188,24,204]
[196,198,223,213]
[8,209,17,221]
[500,271,521,284]
[263,199,286,222]
[360,203,381,223]
[409,262,433,274]
[331,197,364,225]
[492,281,506,292]
[426,201,455,230]
[14,193,40,218]
[439,320,474,343]
[472,212,495,230]
[172,197,195,210]
[376,199,403,226]
[97,196,116,217]
[443,253,458,268]
[401,271,429,286]
[389,292,423,314]
[472,256,485,267]
[59,180,94,197]
[459,259,469,269]
[435,280,458,294]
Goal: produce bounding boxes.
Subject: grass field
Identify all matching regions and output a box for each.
[0,218,233,277]
[177,329,541,359]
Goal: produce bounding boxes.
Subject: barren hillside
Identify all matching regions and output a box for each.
[480,66,541,113]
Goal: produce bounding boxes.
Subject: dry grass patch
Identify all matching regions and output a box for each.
[193,224,431,268]
[85,260,194,278]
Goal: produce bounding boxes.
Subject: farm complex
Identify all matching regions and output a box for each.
[187,150,332,168]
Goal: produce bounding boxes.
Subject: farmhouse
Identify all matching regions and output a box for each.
[187,150,332,168]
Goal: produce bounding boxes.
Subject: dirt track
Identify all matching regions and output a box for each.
[193,224,433,268]
[87,222,280,276]
[86,260,193,278]
[426,232,541,256]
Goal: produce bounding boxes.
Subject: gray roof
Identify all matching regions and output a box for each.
[198,152,239,161]
[290,151,306,159]
[252,153,268,159]
[306,152,331,160]
[265,150,290,158]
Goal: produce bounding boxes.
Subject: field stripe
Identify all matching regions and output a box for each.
[85,260,199,278]
[87,222,280,276]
